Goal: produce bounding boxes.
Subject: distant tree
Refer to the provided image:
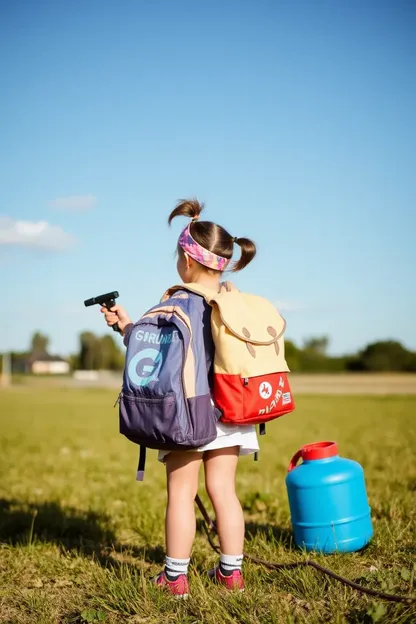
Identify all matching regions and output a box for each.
[99,335,124,371]
[283,337,347,373]
[77,332,124,371]
[303,336,329,355]
[10,351,30,374]
[405,353,416,372]
[79,332,101,370]
[284,339,302,372]
[30,332,49,356]
[67,353,79,371]
[351,341,412,372]
[297,335,335,372]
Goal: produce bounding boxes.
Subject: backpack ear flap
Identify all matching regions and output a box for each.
[246,343,256,358]
[267,327,280,356]
[214,292,286,345]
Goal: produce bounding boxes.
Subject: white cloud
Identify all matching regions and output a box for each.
[0,217,75,251]
[274,300,303,312]
[49,194,96,212]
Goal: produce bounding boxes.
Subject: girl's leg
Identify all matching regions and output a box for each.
[204,447,245,580]
[165,451,203,560]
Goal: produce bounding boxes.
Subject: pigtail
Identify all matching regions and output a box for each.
[231,237,256,272]
[168,198,204,225]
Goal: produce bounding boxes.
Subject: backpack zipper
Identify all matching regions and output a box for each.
[179,331,192,432]
[114,390,122,407]
[169,314,191,434]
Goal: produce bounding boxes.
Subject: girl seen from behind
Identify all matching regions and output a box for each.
[102,199,258,598]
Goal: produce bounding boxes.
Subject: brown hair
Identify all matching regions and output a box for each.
[168,198,256,272]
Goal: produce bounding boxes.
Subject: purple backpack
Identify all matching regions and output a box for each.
[118,290,219,479]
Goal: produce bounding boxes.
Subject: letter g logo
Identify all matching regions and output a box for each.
[128,348,163,387]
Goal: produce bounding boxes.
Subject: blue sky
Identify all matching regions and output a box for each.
[1,0,415,357]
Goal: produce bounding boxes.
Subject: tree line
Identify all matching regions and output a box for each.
[285,337,416,373]
[4,331,124,374]
[2,332,416,374]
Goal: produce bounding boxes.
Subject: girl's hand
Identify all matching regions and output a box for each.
[100,304,132,334]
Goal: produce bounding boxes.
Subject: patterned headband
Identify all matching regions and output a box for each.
[178,222,231,271]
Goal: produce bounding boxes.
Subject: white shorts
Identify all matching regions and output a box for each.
[158,421,260,462]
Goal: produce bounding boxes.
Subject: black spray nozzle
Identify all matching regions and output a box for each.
[84,291,119,307]
[84,291,121,333]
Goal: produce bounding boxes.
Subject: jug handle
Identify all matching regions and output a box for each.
[288,449,302,472]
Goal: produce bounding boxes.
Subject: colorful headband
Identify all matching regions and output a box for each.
[178,222,231,271]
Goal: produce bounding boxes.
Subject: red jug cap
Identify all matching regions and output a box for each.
[302,441,338,461]
[288,441,338,472]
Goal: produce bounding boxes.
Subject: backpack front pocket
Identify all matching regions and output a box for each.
[119,393,185,448]
[241,373,295,424]
[214,372,295,425]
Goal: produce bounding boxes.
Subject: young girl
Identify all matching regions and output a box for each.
[101,199,259,598]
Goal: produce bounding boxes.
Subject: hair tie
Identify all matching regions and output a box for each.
[191,216,199,222]
[233,236,238,243]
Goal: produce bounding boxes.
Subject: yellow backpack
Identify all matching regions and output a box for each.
[164,282,295,426]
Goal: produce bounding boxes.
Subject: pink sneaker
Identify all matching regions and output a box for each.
[208,567,244,591]
[154,571,189,599]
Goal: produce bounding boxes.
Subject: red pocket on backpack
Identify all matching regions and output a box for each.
[214,372,295,425]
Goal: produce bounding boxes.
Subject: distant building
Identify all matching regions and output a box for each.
[27,353,70,375]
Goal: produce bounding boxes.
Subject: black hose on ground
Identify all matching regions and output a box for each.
[195,495,416,606]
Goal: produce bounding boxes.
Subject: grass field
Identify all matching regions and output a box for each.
[0,387,415,624]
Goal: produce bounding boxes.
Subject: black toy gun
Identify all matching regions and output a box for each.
[84,291,121,334]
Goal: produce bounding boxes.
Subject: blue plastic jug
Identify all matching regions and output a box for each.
[285,441,373,553]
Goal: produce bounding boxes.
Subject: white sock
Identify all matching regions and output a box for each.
[165,556,190,580]
[219,553,243,575]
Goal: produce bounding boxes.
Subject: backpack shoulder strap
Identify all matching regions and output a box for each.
[162,283,218,304]
[162,281,237,303]
[136,445,146,481]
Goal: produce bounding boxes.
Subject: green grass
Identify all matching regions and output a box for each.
[0,388,415,624]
